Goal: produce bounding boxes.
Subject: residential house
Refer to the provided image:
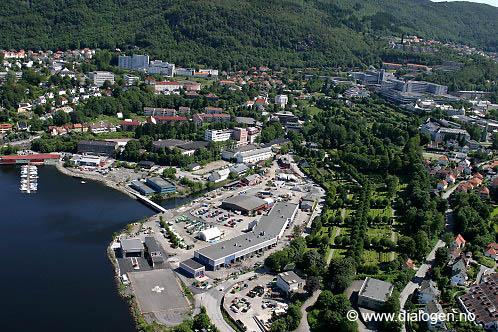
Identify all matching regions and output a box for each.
[425,300,447,331]
[451,258,469,286]
[484,243,498,261]
[417,280,441,304]
[437,180,448,191]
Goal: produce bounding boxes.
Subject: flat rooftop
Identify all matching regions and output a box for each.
[180,258,205,270]
[195,202,298,262]
[127,269,190,326]
[147,177,175,188]
[359,277,394,302]
[222,194,267,211]
[131,181,155,195]
[278,271,304,285]
[144,236,161,253]
[121,238,143,252]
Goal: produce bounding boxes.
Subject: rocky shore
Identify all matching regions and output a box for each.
[54,162,136,199]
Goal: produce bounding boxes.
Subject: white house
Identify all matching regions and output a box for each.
[276,271,304,294]
[208,168,230,183]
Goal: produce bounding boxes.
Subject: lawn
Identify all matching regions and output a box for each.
[308,106,323,116]
[491,205,498,218]
[369,207,393,218]
[366,227,393,239]
[362,250,396,265]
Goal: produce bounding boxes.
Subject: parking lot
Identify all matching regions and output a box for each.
[223,274,290,332]
[128,269,191,326]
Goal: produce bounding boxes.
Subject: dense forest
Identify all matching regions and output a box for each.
[1,0,497,68]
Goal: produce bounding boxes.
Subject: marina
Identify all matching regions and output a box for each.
[20,164,38,193]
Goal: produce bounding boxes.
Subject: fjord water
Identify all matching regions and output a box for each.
[0,166,152,332]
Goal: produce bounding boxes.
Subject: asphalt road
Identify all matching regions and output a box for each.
[196,271,257,332]
[399,239,445,308]
[295,290,321,332]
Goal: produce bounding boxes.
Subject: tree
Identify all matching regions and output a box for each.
[52,110,71,126]
[192,307,214,331]
[386,175,399,198]
[305,275,321,295]
[377,290,403,332]
[434,247,450,268]
[398,236,416,257]
[302,250,326,276]
[327,257,356,292]
[414,230,430,260]
[163,167,177,180]
[310,291,357,331]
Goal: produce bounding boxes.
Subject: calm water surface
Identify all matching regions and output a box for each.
[0,166,153,332]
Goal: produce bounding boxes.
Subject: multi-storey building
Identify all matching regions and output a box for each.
[88,71,115,87]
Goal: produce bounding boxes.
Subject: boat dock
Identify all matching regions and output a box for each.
[20,165,38,193]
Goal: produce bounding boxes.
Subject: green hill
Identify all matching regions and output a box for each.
[0,0,497,68]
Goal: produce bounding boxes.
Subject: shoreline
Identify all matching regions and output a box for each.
[54,162,137,199]
[53,162,157,329]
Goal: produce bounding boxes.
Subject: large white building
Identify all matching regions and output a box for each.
[275,94,288,108]
[204,129,232,142]
[88,71,115,87]
[148,60,175,77]
[153,81,182,93]
[236,146,273,164]
[194,202,299,270]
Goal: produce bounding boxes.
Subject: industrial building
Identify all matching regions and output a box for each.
[70,154,102,167]
[221,195,268,215]
[144,236,164,267]
[222,145,274,164]
[130,180,156,195]
[179,259,206,278]
[120,238,144,257]
[193,202,298,270]
[358,277,394,311]
[0,153,60,165]
[145,177,177,194]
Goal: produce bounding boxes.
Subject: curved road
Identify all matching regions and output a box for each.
[295,290,321,332]
[196,272,257,332]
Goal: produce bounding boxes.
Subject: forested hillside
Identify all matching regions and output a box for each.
[1,0,497,68]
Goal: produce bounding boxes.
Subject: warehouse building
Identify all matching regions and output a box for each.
[221,195,268,215]
[145,177,176,194]
[179,259,206,278]
[144,236,164,267]
[130,180,156,195]
[193,202,298,270]
[120,238,144,257]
